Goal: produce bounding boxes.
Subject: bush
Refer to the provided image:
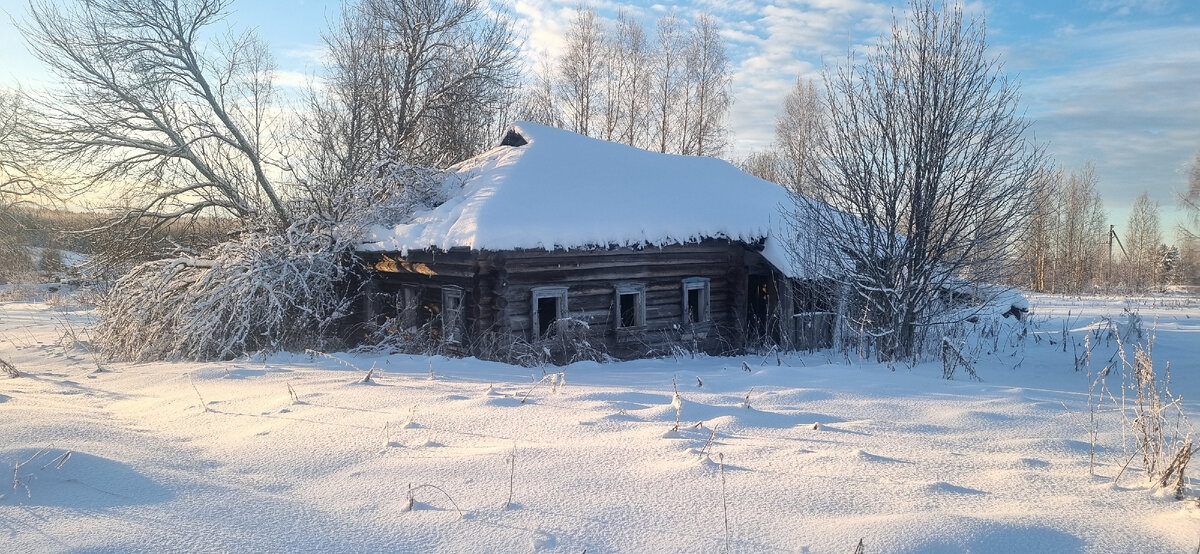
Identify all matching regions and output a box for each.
[93,157,445,362]
[96,218,357,361]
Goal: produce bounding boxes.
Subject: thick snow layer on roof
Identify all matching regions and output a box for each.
[361,122,800,275]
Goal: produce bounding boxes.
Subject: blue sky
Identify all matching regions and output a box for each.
[2,0,1198,235]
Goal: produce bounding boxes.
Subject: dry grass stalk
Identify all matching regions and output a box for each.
[0,358,17,379]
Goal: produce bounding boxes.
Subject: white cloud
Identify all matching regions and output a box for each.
[723,1,893,157]
[272,70,324,91]
[511,0,574,68]
[281,46,330,66]
[1021,23,1200,225]
[1090,0,1179,16]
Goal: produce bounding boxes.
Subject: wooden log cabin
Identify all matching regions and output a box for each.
[355,122,839,361]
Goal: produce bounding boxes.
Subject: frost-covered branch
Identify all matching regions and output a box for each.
[17,0,289,227]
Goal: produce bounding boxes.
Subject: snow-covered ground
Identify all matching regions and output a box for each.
[2,290,1199,552]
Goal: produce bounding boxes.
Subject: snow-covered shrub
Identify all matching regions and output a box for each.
[357,314,447,358]
[95,156,445,362]
[96,217,357,361]
[364,316,609,367]
[534,318,609,366]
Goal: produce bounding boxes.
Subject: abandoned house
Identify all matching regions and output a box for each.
[355,122,839,360]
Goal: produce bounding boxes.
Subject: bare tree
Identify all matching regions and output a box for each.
[1125,190,1162,290]
[612,10,652,148]
[1014,165,1060,292]
[0,89,41,202]
[1178,150,1200,286]
[651,10,686,154]
[774,76,823,194]
[1181,149,1200,241]
[1053,165,1108,291]
[514,59,564,129]
[740,149,787,184]
[558,6,605,137]
[18,0,290,230]
[744,76,823,190]
[0,89,38,282]
[797,0,1043,362]
[681,13,731,157]
[320,0,520,169]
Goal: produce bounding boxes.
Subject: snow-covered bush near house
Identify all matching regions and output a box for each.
[96,218,356,362]
[3,292,1198,552]
[95,158,446,362]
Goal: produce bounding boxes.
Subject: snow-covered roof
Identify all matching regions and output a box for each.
[360,121,799,275]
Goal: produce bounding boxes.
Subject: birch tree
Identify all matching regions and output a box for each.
[559,7,605,137]
[1182,149,1200,241]
[0,89,37,281]
[612,11,652,148]
[796,0,1043,362]
[651,10,686,153]
[1179,150,1200,285]
[746,76,823,191]
[774,77,823,194]
[514,60,564,129]
[1014,166,1060,292]
[740,149,787,185]
[682,13,731,157]
[0,89,40,202]
[1048,165,1107,291]
[1125,191,1162,290]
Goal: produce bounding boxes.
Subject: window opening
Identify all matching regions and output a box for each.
[442,286,465,344]
[682,277,710,324]
[615,284,645,328]
[531,286,569,338]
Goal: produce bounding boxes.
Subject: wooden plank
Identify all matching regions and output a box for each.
[504,265,725,286]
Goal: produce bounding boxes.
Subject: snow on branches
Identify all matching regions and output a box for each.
[96,156,446,362]
[97,218,356,362]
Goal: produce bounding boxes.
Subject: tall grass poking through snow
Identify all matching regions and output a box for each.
[670,377,683,432]
[0,357,17,379]
[519,372,565,404]
[1111,320,1198,499]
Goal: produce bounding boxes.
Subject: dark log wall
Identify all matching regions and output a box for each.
[360,239,805,360]
[360,248,493,338]
[491,240,756,357]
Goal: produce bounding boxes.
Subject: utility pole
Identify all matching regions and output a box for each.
[1108,224,1128,287]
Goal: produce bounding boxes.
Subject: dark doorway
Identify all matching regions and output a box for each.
[618,292,639,327]
[747,274,774,343]
[537,295,559,337]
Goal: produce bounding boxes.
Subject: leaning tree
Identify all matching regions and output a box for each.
[18,0,289,230]
[795,0,1044,362]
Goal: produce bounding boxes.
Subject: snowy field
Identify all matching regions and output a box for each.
[2,290,1199,553]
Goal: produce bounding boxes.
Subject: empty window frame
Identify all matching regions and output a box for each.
[614,284,646,329]
[441,285,465,344]
[682,277,711,324]
[531,286,568,338]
